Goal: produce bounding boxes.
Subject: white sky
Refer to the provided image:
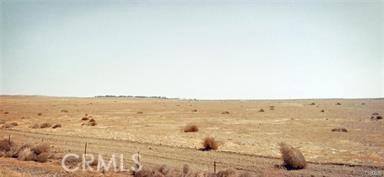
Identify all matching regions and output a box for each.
[1,0,383,99]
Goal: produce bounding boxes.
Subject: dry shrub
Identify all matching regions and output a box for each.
[320,109,325,112]
[239,172,252,177]
[310,102,316,105]
[279,143,306,170]
[331,128,348,132]
[81,117,89,121]
[37,113,42,116]
[137,111,144,114]
[377,116,383,120]
[3,112,8,114]
[40,123,51,128]
[221,111,230,114]
[17,148,35,161]
[35,152,49,162]
[192,109,198,112]
[60,109,69,113]
[269,106,275,110]
[52,124,62,129]
[259,109,265,112]
[184,124,199,132]
[31,124,39,129]
[0,139,13,152]
[372,112,379,116]
[31,143,50,155]
[134,168,165,177]
[202,137,218,151]
[183,164,189,174]
[217,169,237,177]
[336,102,342,105]
[1,122,18,129]
[10,122,18,126]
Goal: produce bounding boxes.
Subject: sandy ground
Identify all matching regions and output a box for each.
[0,96,383,176]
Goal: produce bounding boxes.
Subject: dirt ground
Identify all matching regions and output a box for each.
[0,96,383,176]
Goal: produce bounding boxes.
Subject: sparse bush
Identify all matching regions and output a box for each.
[31,143,50,155]
[10,122,18,126]
[31,124,39,129]
[184,124,199,132]
[35,152,49,162]
[320,109,325,112]
[279,142,306,170]
[37,113,43,116]
[269,106,275,110]
[336,102,341,105]
[52,124,62,129]
[221,111,230,114]
[377,116,383,120]
[3,111,9,114]
[372,112,379,116]
[1,122,18,129]
[202,137,218,151]
[137,111,143,114]
[0,139,13,152]
[191,109,198,112]
[81,117,89,121]
[182,164,189,174]
[60,109,69,113]
[259,109,265,112]
[217,169,237,177]
[17,148,35,161]
[89,121,97,126]
[40,123,51,128]
[63,155,80,167]
[310,102,316,105]
[331,128,348,132]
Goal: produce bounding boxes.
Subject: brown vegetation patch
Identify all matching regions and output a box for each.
[137,111,144,114]
[279,142,306,170]
[336,102,342,105]
[3,111,9,114]
[331,128,348,132]
[201,137,218,151]
[52,124,62,129]
[37,113,43,116]
[40,123,51,128]
[183,124,199,132]
[269,106,275,110]
[191,109,198,112]
[221,111,230,114]
[60,109,69,113]
[259,109,265,112]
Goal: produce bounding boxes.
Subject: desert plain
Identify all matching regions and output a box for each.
[0,96,383,177]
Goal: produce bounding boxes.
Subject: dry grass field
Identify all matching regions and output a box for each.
[0,96,383,176]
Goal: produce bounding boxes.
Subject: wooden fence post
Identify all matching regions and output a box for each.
[214,161,216,174]
[84,142,88,155]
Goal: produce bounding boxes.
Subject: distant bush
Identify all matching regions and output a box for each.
[60,109,69,113]
[259,109,265,112]
[40,123,51,128]
[279,142,306,170]
[52,124,62,129]
[310,102,316,105]
[191,109,198,112]
[221,111,230,114]
[202,137,218,151]
[269,106,275,110]
[137,111,143,114]
[37,113,43,116]
[183,124,199,132]
[336,102,342,105]
[331,128,348,132]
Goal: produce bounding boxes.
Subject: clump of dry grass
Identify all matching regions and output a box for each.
[40,123,51,128]
[52,124,62,129]
[184,124,199,132]
[30,124,39,129]
[336,102,342,105]
[37,113,42,116]
[309,102,316,105]
[1,139,53,163]
[81,117,89,121]
[331,128,348,132]
[1,122,18,129]
[259,109,265,112]
[320,109,325,112]
[137,111,144,114]
[191,109,198,112]
[279,142,306,170]
[0,139,13,152]
[221,111,230,114]
[371,113,382,120]
[201,137,218,151]
[217,169,237,177]
[82,118,97,126]
[3,112,9,114]
[60,109,69,113]
[269,106,275,110]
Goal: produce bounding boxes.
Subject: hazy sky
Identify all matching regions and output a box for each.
[1,0,383,99]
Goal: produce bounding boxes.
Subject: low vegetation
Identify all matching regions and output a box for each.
[183,124,199,132]
[135,164,251,177]
[371,112,382,120]
[331,128,348,132]
[259,109,265,112]
[201,137,218,151]
[1,122,18,129]
[0,139,54,163]
[221,111,230,114]
[279,142,306,170]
